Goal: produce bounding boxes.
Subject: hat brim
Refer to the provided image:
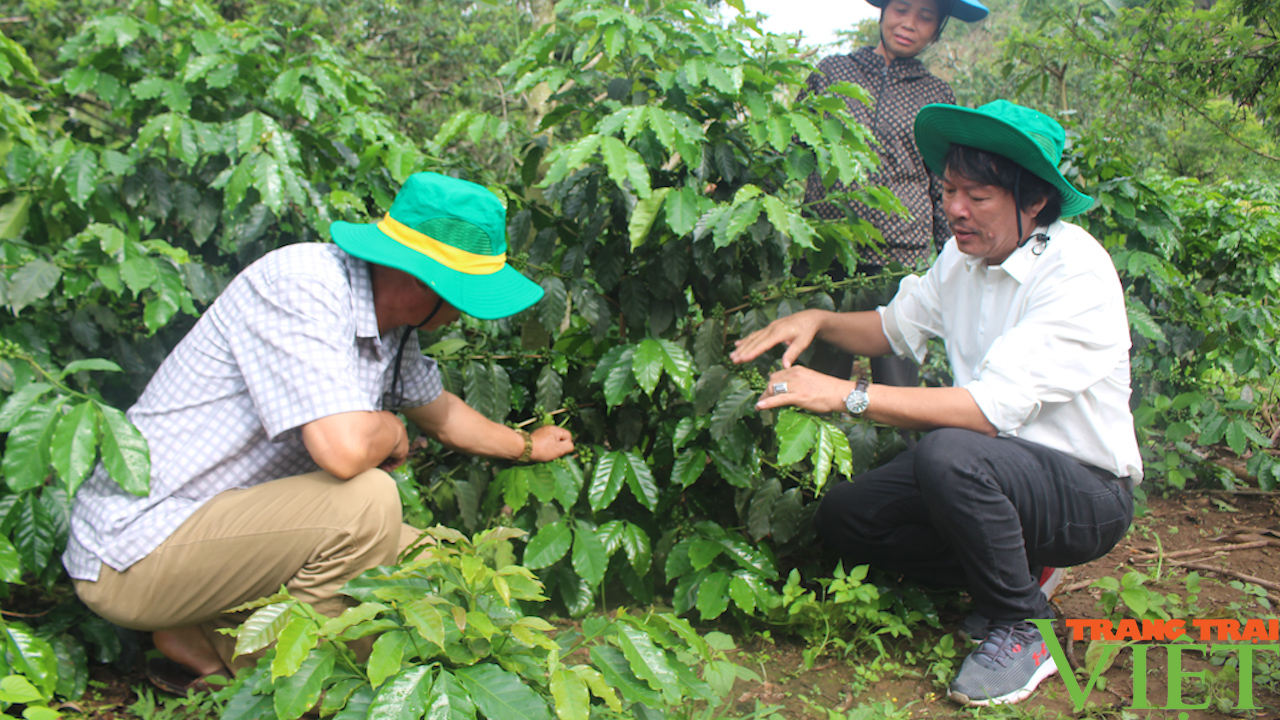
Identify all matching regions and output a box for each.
[866,0,989,23]
[330,221,544,320]
[914,105,1094,216]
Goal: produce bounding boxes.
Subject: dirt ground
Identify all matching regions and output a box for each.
[729,491,1280,719]
[60,492,1280,720]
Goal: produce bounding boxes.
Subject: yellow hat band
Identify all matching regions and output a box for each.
[377,214,506,275]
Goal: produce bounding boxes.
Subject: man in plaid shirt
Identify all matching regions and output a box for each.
[65,172,574,692]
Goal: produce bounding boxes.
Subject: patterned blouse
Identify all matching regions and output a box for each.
[803,46,956,267]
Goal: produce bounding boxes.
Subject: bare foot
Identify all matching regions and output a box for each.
[153,626,227,677]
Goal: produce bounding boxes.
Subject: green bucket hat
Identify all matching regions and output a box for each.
[913,100,1094,217]
[330,172,543,320]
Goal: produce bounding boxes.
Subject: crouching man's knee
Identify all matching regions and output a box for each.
[913,428,993,501]
[330,468,404,564]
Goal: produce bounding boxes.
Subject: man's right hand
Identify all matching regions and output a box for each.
[730,309,828,368]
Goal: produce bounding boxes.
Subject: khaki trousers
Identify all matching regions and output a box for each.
[75,469,421,671]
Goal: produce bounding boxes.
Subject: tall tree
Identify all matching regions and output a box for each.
[1000,0,1280,175]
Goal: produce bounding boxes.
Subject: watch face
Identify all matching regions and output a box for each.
[845,390,870,415]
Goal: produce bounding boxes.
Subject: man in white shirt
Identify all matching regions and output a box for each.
[731,100,1140,707]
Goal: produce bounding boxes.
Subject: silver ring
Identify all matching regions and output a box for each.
[772,382,788,394]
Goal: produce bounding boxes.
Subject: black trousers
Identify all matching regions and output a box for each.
[808,345,920,387]
[814,428,1134,622]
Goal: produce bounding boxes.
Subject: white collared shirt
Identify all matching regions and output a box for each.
[879,220,1144,482]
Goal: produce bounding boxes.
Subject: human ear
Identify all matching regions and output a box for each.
[1023,195,1049,219]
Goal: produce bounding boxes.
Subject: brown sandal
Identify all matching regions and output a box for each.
[146,657,228,697]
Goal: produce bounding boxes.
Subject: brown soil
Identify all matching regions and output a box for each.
[726,492,1280,719]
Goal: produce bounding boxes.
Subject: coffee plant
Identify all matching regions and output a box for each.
[406,0,915,624]
[219,526,755,720]
[1072,135,1280,493]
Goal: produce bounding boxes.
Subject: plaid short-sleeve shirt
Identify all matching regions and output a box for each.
[64,244,442,581]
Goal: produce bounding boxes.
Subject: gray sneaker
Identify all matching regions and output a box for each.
[948,621,1059,707]
[959,567,1064,643]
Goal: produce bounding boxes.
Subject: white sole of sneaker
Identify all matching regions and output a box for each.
[947,656,1059,707]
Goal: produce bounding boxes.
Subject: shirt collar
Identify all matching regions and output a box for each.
[962,222,1059,283]
[341,250,381,341]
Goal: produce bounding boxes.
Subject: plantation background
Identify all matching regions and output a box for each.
[1,0,1278,718]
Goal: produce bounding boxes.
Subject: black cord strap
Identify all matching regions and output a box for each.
[1014,166,1026,247]
[389,297,444,408]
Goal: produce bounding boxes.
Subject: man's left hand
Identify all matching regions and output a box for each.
[530,425,575,462]
[756,366,853,415]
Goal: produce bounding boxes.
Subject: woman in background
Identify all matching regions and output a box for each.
[802,0,988,389]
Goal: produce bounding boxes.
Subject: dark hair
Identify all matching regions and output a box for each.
[933,0,953,39]
[943,144,1063,226]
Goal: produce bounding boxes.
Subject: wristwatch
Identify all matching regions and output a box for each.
[515,428,534,463]
[844,378,870,415]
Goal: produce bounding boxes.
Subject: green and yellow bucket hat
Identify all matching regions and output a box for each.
[330,172,543,320]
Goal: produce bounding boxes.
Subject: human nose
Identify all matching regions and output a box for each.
[945,194,969,222]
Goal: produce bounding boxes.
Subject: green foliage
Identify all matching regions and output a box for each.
[220,526,750,719]
[1026,0,1280,152]
[665,520,780,621]
[757,563,934,669]
[3,0,1276,714]
[126,687,222,720]
[1,0,426,404]
[242,0,534,153]
[938,0,1279,181]
[920,633,957,689]
[0,351,152,587]
[1073,136,1280,492]
[0,0,431,590]
[384,0,912,624]
[773,409,853,493]
[1091,569,1202,622]
[0,2,463,708]
[0,617,62,720]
